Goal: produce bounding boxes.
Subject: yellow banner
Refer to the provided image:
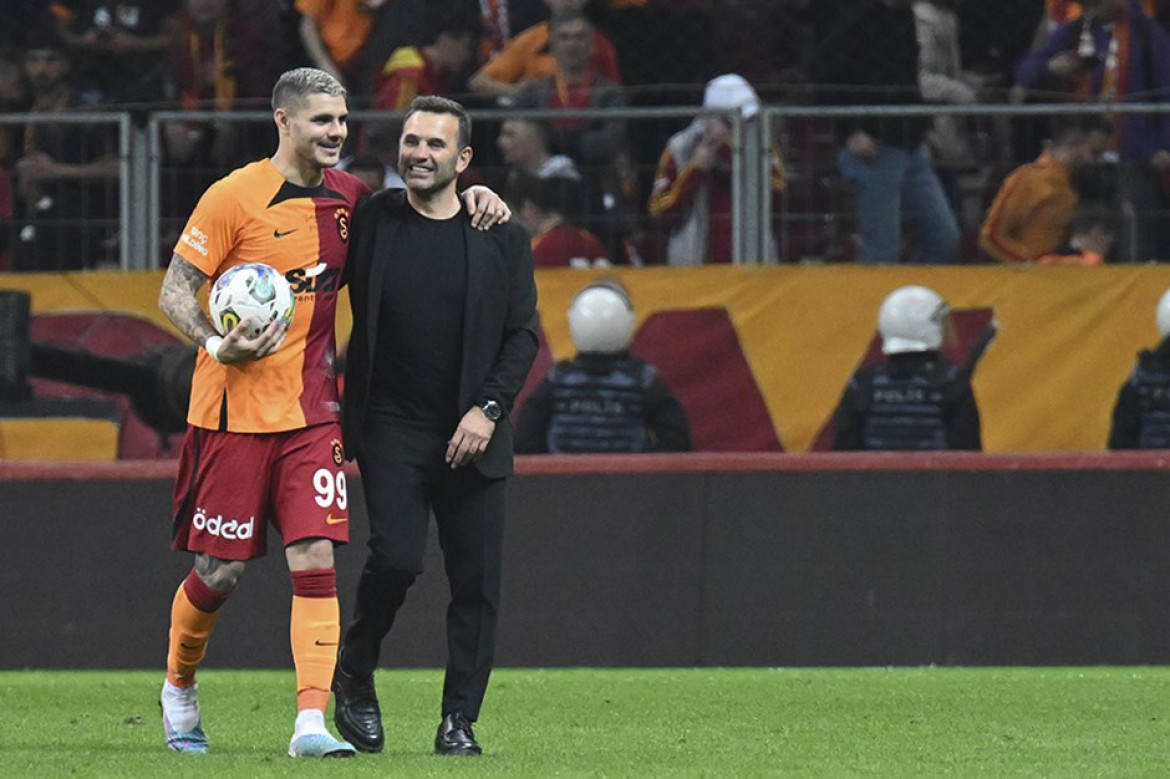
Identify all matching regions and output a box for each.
[5,264,1170,453]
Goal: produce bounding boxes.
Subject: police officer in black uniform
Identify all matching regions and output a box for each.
[832,285,982,451]
[515,280,691,454]
[1109,288,1170,449]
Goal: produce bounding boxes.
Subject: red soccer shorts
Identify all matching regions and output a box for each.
[170,423,350,560]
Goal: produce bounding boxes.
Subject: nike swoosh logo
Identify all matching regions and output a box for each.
[274,228,297,238]
[325,514,347,525]
[179,642,201,650]
[314,640,338,646]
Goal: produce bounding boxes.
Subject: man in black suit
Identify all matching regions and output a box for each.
[332,95,538,757]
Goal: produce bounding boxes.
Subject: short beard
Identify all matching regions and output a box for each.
[401,167,457,198]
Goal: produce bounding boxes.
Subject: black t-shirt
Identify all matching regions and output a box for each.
[368,204,468,428]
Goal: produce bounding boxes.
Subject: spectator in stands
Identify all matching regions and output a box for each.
[497,116,581,182]
[49,0,181,105]
[832,285,982,451]
[296,0,389,90]
[1016,0,1170,262]
[1109,285,1170,447]
[809,0,961,265]
[512,172,609,268]
[496,116,585,216]
[369,10,481,112]
[511,13,625,164]
[914,0,1003,217]
[515,280,691,453]
[160,0,290,227]
[648,73,784,265]
[12,32,119,271]
[187,0,288,106]
[468,0,621,101]
[979,115,1112,264]
[1036,203,1117,264]
[512,11,632,256]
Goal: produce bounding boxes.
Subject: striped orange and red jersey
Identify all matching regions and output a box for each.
[173,159,371,433]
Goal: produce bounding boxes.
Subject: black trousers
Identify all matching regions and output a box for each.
[343,418,506,721]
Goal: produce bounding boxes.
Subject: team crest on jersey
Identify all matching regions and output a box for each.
[335,209,349,242]
[331,438,344,466]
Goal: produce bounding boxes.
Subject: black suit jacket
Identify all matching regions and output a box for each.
[342,188,539,478]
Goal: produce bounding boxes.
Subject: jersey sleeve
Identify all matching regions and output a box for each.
[173,178,242,276]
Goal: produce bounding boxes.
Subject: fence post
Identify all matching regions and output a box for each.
[121,115,152,270]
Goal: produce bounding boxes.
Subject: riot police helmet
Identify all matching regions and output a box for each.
[1156,288,1170,338]
[878,285,950,355]
[568,280,636,354]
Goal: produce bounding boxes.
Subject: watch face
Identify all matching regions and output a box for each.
[482,401,502,421]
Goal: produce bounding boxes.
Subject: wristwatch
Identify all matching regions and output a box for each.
[479,399,502,422]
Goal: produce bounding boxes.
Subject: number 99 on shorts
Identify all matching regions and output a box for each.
[312,468,347,510]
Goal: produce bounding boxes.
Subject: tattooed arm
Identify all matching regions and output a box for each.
[159,254,287,363]
[159,254,218,347]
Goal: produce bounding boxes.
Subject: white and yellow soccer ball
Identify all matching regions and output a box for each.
[209,262,295,339]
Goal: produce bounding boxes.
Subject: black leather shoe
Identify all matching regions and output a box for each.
[331,659,384,753]
[434,712,482,756]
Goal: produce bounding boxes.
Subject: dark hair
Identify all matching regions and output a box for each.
[404,95,472,149]
[512,171,584,217]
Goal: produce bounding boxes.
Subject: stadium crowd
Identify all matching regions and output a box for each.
[1,0,1170,270]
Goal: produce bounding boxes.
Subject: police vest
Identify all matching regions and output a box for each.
[546,357,655,454]
[1130,355,1170,448]
[860,361,955,451]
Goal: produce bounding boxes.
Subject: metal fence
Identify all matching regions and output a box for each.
[3,101,1170,271]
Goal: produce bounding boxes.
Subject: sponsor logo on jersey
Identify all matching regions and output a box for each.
[180,226,210,256]
[192,506,256,540]
[287,262,340,296]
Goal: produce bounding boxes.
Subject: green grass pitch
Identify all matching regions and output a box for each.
[2,667,1167,777]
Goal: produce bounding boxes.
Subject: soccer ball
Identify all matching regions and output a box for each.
[208,262,295,339]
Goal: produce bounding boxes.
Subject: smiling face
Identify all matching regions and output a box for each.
[276,92,348,178]
[397,111,472,198]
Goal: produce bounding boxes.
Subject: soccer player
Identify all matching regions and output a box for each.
[156,67,509,758]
